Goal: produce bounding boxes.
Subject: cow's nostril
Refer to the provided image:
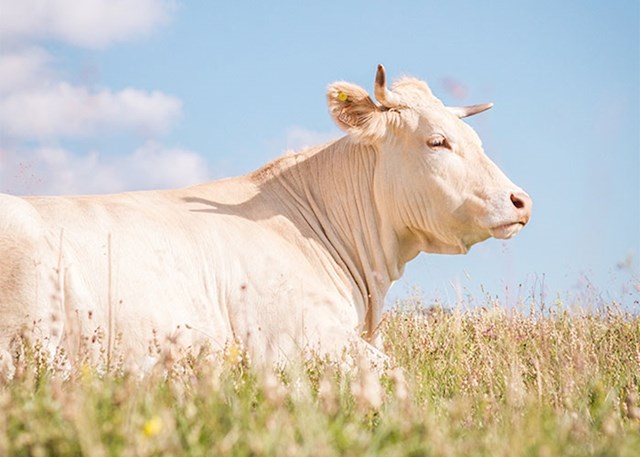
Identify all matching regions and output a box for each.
[510,191,532,224]
[510,193,525,209]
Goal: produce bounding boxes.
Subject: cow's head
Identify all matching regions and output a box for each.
[327,65,531,255]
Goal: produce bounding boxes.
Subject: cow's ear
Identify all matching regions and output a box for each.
[327,82,386,142]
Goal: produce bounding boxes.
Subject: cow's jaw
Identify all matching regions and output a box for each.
[489,221,526,240]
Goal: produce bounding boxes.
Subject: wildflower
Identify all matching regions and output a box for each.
[263,371,286,405]
[351,365,383,411]
[389,367,408,402]
[318,375,338,416]
[224,341,243,365]
[143,416,163,438]
[80,363,92,381]
[625,391,640,421]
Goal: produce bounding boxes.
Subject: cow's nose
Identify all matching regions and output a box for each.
[510,191,532,223]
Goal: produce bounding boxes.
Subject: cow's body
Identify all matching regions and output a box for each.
[0,66,531,374]
[0,141,396,369]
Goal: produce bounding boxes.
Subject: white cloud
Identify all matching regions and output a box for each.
[0,142,211,196]
[0,0,202,196]
[0,0,174,49]
[0,1,182,141]
[0,83,182,139]
[0,47,52,94]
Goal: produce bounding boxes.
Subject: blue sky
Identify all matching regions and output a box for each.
[1,0,638,309]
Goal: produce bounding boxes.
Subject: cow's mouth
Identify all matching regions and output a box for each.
[489,222,525,239]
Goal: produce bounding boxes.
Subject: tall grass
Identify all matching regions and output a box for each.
[1,301,639,456]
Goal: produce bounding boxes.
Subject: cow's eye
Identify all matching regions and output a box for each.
[427,134,450,150]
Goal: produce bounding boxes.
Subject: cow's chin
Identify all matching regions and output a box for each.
[489,222,525,239]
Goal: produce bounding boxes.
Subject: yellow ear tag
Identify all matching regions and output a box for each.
[337,91,348,102]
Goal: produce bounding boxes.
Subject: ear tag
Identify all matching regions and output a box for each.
[337,91,348,102]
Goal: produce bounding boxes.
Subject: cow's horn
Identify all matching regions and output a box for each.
[374,64,404,109]
[447,103,494,118]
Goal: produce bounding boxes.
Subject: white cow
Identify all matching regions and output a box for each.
[0,65,531,374]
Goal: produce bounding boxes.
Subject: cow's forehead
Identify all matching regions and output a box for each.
[390,78,477,139]
[391,78,457,123]
[391,78,443,109]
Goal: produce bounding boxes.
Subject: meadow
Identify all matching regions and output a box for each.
[1,299,639,456]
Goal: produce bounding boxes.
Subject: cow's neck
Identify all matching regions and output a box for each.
[259,137,406,341]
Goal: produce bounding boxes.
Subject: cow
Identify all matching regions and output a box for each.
[0,65,531,376]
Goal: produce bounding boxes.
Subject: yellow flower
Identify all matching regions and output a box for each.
[80,363,92,381]
[224,341,243,365]
[143,416,163,438]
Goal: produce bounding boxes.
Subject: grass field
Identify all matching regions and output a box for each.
[1,300,639,456]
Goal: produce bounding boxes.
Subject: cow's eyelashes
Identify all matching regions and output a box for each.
[426,134,451,150]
